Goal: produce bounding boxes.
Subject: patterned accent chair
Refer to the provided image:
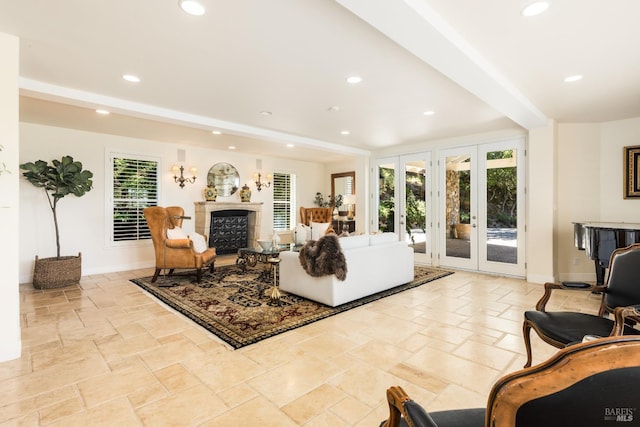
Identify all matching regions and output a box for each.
[381,335,640,427]
[143,206,216,283]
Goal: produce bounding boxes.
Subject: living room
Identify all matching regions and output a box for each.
[2,1,640,424]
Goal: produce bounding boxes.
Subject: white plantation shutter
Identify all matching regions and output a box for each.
[273,172,296,230]
[345,175,354,195]
[112,157,158,241]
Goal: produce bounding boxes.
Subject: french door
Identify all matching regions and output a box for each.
[439,139,525,276]
[373,153,432,265]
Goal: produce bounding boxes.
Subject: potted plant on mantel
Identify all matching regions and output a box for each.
[20,156,93,289]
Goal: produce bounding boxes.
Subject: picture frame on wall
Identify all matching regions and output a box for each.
[623,145,640,198]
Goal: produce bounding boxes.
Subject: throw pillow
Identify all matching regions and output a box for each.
[310,221,330,240]
[167,226,188,240]
[190,233,208,253]
[295,224,311,245]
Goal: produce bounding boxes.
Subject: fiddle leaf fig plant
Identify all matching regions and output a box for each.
[20,156,93,259]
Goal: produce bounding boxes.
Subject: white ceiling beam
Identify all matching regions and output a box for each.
[336,0,548,130]
[19,78,371,157]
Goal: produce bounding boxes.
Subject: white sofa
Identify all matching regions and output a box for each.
[279,233,414,307]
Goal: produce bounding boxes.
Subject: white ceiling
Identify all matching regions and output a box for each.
[2,0,639,163]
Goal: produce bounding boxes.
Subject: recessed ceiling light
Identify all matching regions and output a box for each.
[341,130,351,135]
[122,74,140,83]
[286,144,295,148]
[211,130,222,135]
[423,110,435,116]
[260,111,272,116]
[228,146,236,150]
[346,76,362,84]
[95,109,110,115]
[564,74,583,83]
[522,1,549,17]
[179,0,205,16]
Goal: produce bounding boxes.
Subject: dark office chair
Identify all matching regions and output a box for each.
[381,335,640,427]
[522,243,640,367]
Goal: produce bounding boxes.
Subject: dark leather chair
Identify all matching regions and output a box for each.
[522,243,640,367]
[381,335,640,427]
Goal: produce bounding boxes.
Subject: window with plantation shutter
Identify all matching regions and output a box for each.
[111,156,159,242]
[273,172,296,230]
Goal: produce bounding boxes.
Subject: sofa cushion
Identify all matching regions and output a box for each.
[295,224,311,245]
[369,232,398,246]
[339,234,370,250]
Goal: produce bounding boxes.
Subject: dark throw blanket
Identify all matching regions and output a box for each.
[298,234,347,281]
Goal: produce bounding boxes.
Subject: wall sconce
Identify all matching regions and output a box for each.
[172,165,197,188]
[254,172,272,191]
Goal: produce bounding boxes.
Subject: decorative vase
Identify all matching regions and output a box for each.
[271,229,281,248]
[240,184,252,202]
[204,185,217,201]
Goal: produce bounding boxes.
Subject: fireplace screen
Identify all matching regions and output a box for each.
[209,210,249,254]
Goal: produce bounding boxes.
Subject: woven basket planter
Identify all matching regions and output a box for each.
[32,252,82,289]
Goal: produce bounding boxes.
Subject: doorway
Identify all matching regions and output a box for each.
[372,137,526,277]
[373,153,432,265]
[439,139,525,276]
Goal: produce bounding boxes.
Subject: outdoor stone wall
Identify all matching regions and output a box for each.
[446,170,460,225]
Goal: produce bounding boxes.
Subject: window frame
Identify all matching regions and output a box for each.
[106,151,161,247]
[272,171,296,231]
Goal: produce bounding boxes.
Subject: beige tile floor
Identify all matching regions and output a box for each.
[1,256,603,426]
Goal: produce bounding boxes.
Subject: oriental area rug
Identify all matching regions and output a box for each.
[131,265,453,349]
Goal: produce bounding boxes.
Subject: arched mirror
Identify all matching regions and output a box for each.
[207,162,240,197]
[331,171,356,215]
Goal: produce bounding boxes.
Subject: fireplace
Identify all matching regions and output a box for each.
[209,210,248,254]
[194,202,263,252]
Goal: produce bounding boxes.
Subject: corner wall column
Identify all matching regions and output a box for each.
[0,32,22,361]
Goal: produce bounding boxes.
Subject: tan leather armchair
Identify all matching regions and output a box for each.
[299,207,334,233]
[143,206,216,283]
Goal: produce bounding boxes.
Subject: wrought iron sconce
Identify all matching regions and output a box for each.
[254,172,272,191]
[172,165,197,188]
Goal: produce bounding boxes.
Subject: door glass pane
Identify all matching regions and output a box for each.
[486,149,517,264]
[378,163,395,232]
[405,161,426,254]
[445,155,471,259]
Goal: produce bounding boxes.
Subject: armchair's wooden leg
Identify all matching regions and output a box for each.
[523,320,534,368]
[196,268,202,283]
[168,269,174,277]
[151,269,161,283]
[381,386,407,427]
[209,261,214,273]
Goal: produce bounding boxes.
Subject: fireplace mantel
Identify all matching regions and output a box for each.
[194,202,263,249]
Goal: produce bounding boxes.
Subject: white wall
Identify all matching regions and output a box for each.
[19,123,326,283]
[556,117,640,281]
[0,33,21,362]
[555,123,601,281]
[526,121,557,283]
